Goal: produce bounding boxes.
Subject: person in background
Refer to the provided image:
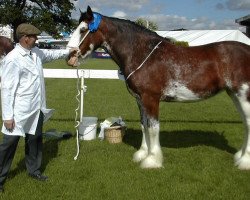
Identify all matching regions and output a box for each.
[0,23,77,193]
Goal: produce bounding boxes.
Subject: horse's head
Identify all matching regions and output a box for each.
[67,6,104,66]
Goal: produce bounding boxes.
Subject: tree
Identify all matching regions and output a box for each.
[0,0,77,42]
[135,18,158,31]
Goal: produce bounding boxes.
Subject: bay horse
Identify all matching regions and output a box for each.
[0,36,14,80]
[67,6,250,170]
[0,36,14,58]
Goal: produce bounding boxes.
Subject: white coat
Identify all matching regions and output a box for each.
[1,44,70,137]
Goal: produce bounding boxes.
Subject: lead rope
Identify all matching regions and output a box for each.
[73,30,90,160]
[74,66,81,160]
[126,41,162,81]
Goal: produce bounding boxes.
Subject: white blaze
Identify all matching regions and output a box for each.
[67,22,88,48]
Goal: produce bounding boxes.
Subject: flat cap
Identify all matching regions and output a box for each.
[16,23,41,38]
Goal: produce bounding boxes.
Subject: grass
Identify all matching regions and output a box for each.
[1,58,250,199]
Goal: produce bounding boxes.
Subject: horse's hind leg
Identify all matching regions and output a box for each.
[228,84,250,170]
[135,96,163,168]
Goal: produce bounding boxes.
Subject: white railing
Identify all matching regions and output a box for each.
[0,69,125,88]
[43,69,125,80]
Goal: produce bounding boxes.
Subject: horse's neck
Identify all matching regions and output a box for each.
[101,17,156,74]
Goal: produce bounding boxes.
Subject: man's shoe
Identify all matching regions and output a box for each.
[0,185,4,193]
[29,173,48,181]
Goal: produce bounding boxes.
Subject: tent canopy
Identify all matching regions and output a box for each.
[156,30,250,46]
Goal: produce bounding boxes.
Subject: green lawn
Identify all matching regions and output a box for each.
[0,59,250,200]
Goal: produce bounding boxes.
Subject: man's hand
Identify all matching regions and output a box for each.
[67,48,80,67]
[4,119,15,132]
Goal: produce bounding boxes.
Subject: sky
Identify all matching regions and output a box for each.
[71,0,250,32]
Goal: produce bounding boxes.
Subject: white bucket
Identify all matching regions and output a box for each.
[78,117,98,140]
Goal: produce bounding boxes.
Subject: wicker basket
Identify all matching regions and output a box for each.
[104,126,126,144]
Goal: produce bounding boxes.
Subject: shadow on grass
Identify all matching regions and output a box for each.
[8,133,68,181]
[123,129,237,154]
[50,118,242,124]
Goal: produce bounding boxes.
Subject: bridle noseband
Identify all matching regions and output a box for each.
[76,13,102,57]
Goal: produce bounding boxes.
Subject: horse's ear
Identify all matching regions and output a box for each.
[87,6,92,13]
[86,5,93,21]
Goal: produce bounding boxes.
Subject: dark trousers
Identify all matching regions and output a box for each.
[0,112,44,186]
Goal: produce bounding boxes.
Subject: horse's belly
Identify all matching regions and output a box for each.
[162,82,201,102]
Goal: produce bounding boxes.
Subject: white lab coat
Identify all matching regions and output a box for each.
[1,44,70,136]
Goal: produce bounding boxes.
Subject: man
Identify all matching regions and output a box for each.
[0,23,77,192]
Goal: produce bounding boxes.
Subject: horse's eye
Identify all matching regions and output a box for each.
[80,27,86,33]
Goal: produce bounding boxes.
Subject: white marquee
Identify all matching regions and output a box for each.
[156,30,250,46]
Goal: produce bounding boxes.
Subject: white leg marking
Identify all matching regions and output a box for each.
[234,149,242,163]
[140,118,163,169]
[133,124,149,163]
[230,83,250,170]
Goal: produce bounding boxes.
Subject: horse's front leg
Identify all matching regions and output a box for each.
[133,99,149,163]
[140,117,163,168]
[137,96,163,168]
[133,124,149,163]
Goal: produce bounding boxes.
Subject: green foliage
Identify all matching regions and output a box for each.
[1,59,250,199]
[164,37,189,47]
[0,0,76,41]
[174,41,189,47]
[135,18,158,31]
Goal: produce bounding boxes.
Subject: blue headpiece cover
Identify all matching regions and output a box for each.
[88,13,102,32]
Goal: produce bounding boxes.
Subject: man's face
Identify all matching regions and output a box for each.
[25,34,37,49]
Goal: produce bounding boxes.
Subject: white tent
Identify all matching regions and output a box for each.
[156,30,250,46]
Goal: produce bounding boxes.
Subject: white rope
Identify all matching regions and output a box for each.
[78,30,90,47]
[74,67,81,160]
[126,41,162,81]
[73,30,91,160]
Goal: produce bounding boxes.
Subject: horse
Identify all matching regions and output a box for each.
[67,6,250,170]
[0,36,14,81]
[0,36,14,58]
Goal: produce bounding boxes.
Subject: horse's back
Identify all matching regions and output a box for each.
[213,41,250,89]
[175,41,250,81]
[155,40,250,101]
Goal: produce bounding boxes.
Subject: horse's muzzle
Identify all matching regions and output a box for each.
[67,55,79,67]
[67,50,80,67]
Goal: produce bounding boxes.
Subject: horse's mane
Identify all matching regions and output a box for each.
[79,12,172,43]
[107,16,158,36]
[105,15,173,43]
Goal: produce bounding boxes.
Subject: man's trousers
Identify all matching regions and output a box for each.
[0,112,44,185]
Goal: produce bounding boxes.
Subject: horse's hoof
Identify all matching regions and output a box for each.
[133,149,148,163]
[234,150,242,162]
[235,153,250,170]
[140,155,163,169]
